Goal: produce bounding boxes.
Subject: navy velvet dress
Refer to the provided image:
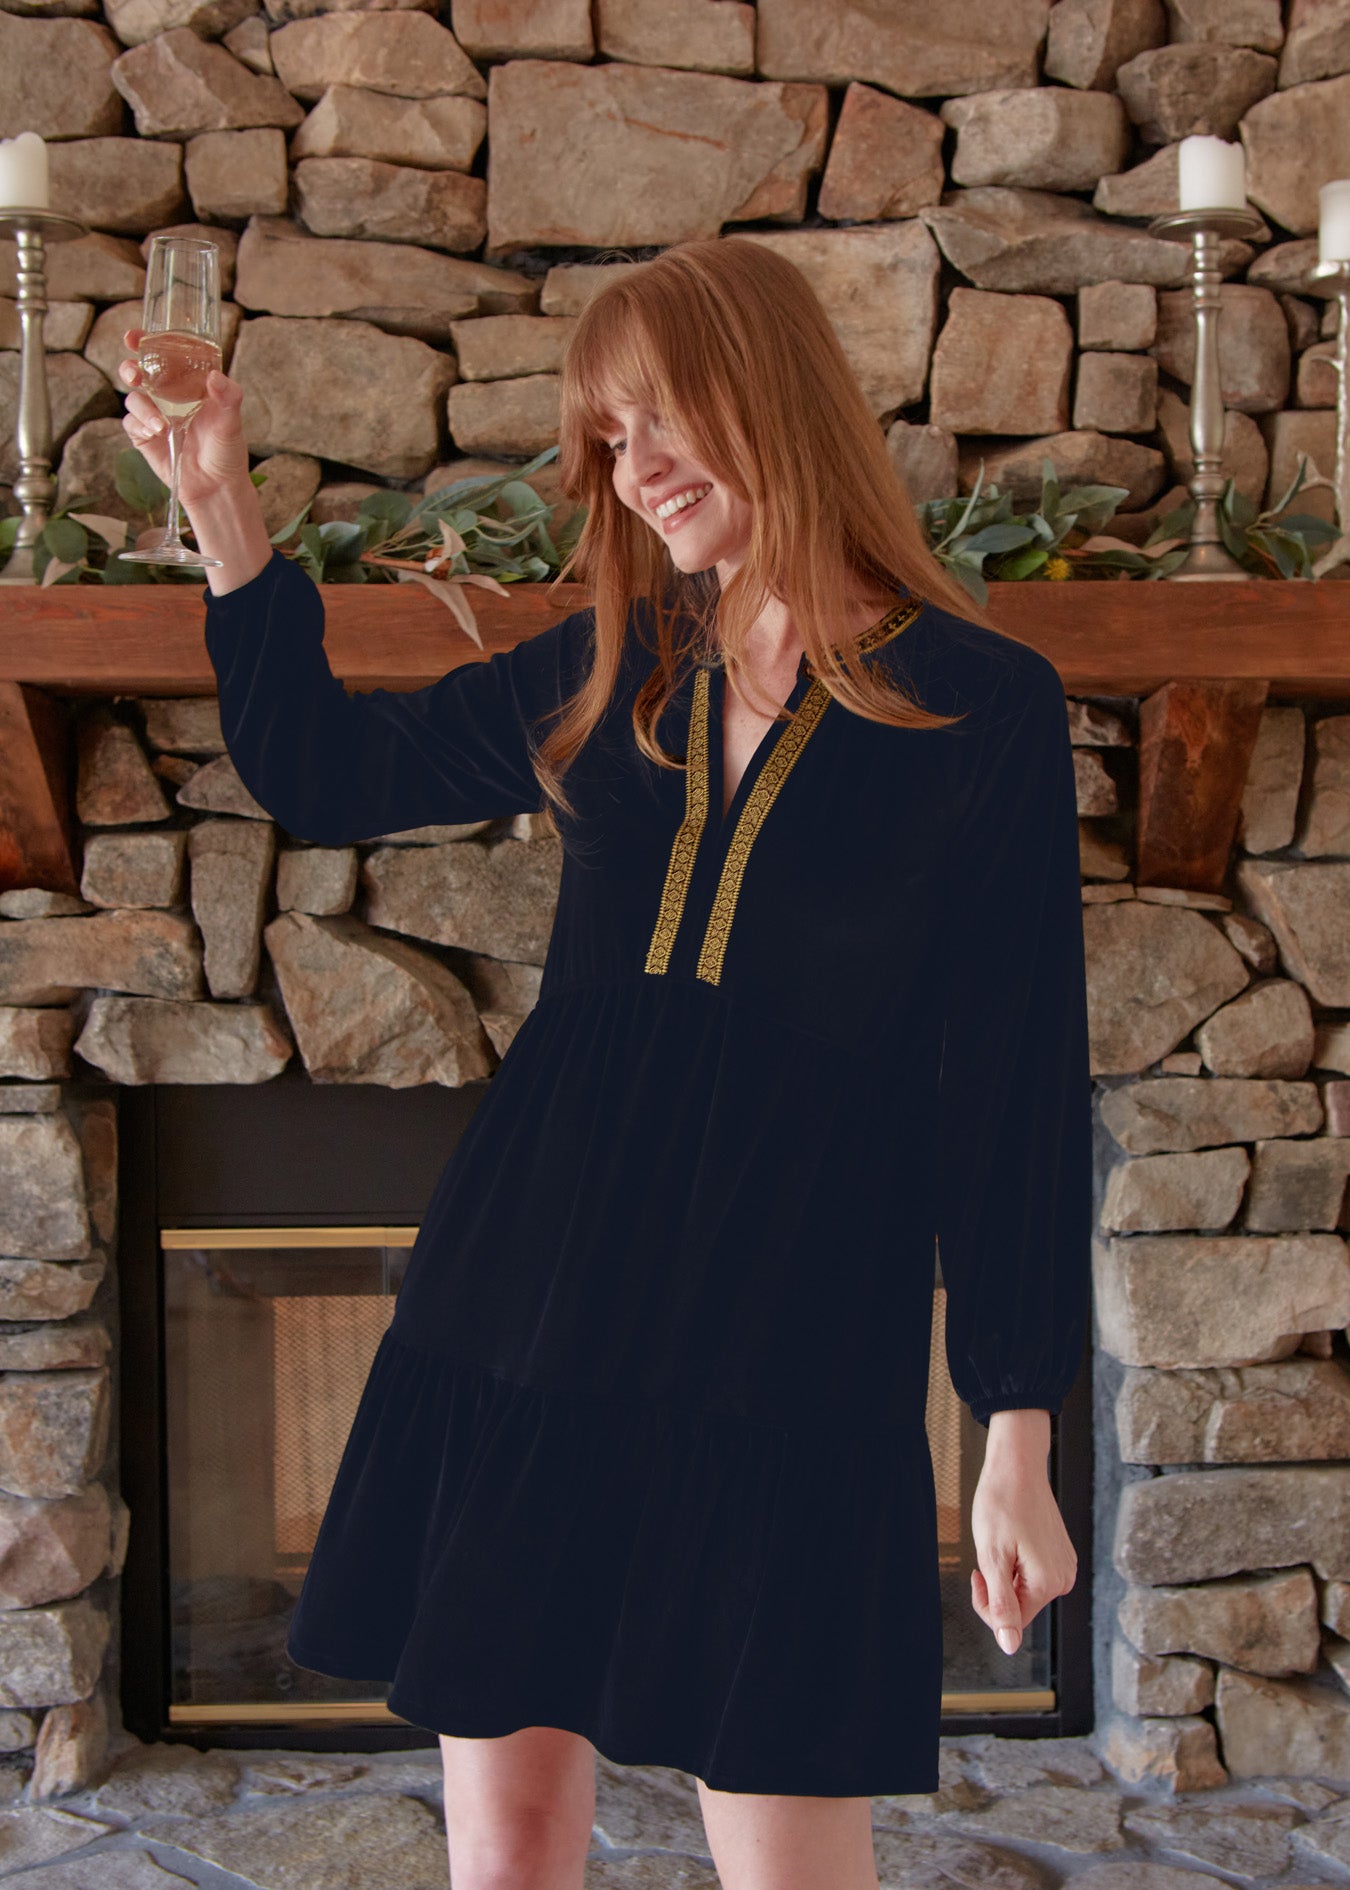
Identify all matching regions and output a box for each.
[202,550,1092,1797]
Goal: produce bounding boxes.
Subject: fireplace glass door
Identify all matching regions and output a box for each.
[162,1227,411,1726]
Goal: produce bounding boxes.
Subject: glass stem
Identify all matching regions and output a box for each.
[163,417,187,548]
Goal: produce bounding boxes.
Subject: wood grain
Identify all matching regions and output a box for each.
[3,578,1349,696]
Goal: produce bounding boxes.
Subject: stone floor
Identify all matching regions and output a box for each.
[0,1732,1343,1887]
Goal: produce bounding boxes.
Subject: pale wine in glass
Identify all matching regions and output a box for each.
[118,235,224,568]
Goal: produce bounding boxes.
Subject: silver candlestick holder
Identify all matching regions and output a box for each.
[1303,257,1349,577]
[1147,204,1268,580]
[0,207,88,586]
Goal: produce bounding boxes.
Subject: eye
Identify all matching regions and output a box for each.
[607,438,626,457]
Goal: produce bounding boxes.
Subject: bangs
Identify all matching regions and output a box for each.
[567,294,678,442]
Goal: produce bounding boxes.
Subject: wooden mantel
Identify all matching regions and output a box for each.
[2,573,1349,697]
[1,576,1348,901]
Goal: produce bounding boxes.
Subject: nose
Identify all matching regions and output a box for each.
[627,429,673,489]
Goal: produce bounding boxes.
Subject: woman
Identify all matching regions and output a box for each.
[119,235,1091,1890]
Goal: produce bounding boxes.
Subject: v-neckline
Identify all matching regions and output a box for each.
[710,650,815,832]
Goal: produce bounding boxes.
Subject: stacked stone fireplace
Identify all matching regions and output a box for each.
[0,668,1348,1813]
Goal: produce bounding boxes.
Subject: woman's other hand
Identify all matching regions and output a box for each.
[969,1408,1077,1657]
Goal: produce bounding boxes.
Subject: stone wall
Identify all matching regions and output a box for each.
[0,0,1346,538]
[1,0,1350,1813]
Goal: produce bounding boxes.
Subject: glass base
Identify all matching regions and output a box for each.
[118,541,223,567]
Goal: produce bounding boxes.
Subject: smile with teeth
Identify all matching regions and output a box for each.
[654,483,712,522]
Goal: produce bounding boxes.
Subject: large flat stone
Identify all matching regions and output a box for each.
[0,1115,90,1263]
[940,87,1131,191]
[446,374,558,455]
[263,910,493,1086]
[235,216,536,342]
[919,185,1243,295]
[269,12,487,101]
[110,25,304,137]
[0,235,144,304]
[47,138,186,236]
[1045,0,1167,90]
[73,994,293,1084]
[294,154,486,252]
[485,58,827,251]
[232,314,456,478]
[756,0,1051,96]
[1094,1231,1350,1369]
[1236,860,1350,1007]
[290,83,485,170]
[1242,70,1350,234]
[737,224,940,419]
[0,911,202,1007]
[1116,42,1277,140]
[816,81,944,221]
[1115,1463,1350,1584]
[0,15,122,138]
[596,0,754,74]
[104,0,256,44]
[931,285,1073,434]
[137,1789,453,1889]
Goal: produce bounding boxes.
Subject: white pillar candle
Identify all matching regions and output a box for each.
[1319,179,1350,263]
[1178,135,1246,212]
[0,131,48,210]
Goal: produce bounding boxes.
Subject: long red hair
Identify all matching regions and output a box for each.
[535,235,1003,821]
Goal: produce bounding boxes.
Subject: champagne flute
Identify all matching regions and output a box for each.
[118,234,224,568]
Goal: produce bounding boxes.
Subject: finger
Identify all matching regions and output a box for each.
[205,368,243,407]
[972,1565,1026,1654]
[123,389,164,431]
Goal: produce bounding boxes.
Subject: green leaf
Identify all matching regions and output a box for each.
[269,500,317,545]
[1274,512,1338,543]
[1267,453,1310,518]
[1039,457,1061,521]
[1248,526,1299,579]
[249,468,268,489]
[99,548,151,583]
[0,515,19,557]
[43,517,88,564]
[355,490,413,530]
[1225,484,1257,529]
[995,544,1051,580]
[963,521,1035,555]
[1143,503,1195,547]
[114,448,168,515]
[317,520,368,564]
[1218,512,1249,563]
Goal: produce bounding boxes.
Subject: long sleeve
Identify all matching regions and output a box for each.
[201,549,595,845]
[934,644,1092,1430]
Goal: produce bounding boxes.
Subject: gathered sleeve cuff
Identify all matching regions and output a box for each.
[201,549,595,845]
[933,646,1093,1430]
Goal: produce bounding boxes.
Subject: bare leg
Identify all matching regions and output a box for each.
[695,1780,880,1890]
[438,1726,596,1890]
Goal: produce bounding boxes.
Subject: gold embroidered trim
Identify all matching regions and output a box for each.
[695,678,832,986]
[695,597,922,987]
[644,595,922,985]
[643,662,711,976]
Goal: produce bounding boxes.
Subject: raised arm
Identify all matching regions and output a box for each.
[934,646,1093,1430]
[202,549,594,845]
[120,355,594,845]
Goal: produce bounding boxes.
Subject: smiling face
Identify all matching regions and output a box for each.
[600,397,755,585]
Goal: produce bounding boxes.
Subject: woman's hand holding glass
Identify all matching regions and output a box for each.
[118,336,274,595]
